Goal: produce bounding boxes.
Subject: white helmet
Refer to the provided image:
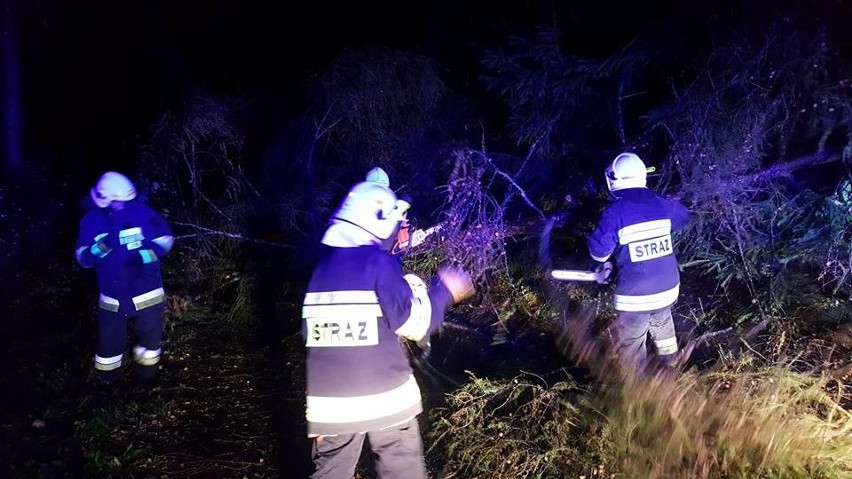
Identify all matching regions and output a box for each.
[605,153,647,192]
[91,171,137,208]
[365,166,390,188]
[331,181,409,240]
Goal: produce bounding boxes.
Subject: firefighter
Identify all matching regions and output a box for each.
[587,153,690,379]
[302,180,474,479]
[74,171,174,387]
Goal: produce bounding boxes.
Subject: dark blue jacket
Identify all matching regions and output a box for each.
[588,188,690,312]
[75,202,174,313]
[301,244,453,436]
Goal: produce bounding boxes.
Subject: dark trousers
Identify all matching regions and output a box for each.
[95,303,164,382]
[310,417,426,479]
[609,306,678,377]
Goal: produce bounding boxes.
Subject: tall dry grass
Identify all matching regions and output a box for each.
[596,364,852,478]
[427,308,852,479]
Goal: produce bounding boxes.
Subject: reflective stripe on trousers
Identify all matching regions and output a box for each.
[133,345,162,366]
[94,353,123,371]
[94,303,165,373]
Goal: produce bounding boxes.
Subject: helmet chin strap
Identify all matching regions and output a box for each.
[333,217,380,237]
[322,219,384,247]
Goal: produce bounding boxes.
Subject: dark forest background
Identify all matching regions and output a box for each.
[3,1,852,478]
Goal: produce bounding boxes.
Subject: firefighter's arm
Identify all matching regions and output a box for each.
[666,198,691,232]
[587,208,618,263]
[376,256,420,337]
[394,267,473,343]
[377,252,474,342]
[136,212,174,264]
[435,265,475,304]
[410,265,474,344]
[388,273,456,343]
[74,220,120,268]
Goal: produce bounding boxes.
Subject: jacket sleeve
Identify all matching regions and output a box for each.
[137,209,174,264]
[665,198,691,232]
[374,251,456,342]
[74,216,112,269]
[381,271,452,343]
[426,278,454,334]
[375,252,416,333]
[587,206,619,263]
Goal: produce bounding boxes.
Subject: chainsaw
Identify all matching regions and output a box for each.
[393,224,442,255]
[551,261,612,283]
[410,224,441,248]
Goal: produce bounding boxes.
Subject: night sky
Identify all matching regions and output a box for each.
[3,0,850,212]
[9,0,688,178]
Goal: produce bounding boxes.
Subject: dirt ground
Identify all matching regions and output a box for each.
[0,304,313,479]
[0,283,578,479]
[2,284,850,479]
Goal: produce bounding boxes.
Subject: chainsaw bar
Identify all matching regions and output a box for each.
[551,269,601,282]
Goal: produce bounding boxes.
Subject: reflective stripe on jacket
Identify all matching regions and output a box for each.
[588,188,690,312]
[301,245,452,436]
[75,201,173,312]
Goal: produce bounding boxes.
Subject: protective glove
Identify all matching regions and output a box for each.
[127,245,160,268]
[437,265,475,304]
[593,261,613,284]
[90,233,120,258]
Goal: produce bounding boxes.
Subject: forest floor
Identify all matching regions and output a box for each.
[0,305,571,479]
[0,299,314,479]
[2,276,852,479]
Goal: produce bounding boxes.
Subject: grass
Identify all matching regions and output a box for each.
[75,396,173,474]
[427,350,852,479]
[426,371,604,478]
[599,364,852,478]
[426,281,852,479]
[4,227,851,479]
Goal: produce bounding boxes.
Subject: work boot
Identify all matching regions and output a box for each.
[92,368,121,389]
[133,363,160,390]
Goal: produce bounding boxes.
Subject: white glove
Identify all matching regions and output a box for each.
[594,262,613,284]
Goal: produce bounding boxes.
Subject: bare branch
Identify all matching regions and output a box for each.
[476,150,545,219]
[173,222,294,248]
